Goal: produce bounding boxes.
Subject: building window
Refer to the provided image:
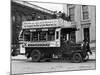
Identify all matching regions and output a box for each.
[83,28,90,42]
[32,13,36,20]
[22,16,27,21]
[27,15,32,21]
[70,31,76,43]
[82,5,89,20]
[69,7,75,21]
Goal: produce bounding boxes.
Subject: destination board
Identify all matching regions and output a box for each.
[22,19,62,29]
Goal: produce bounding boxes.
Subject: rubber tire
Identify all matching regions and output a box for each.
[31,50,41,62]
[72,53,82,63]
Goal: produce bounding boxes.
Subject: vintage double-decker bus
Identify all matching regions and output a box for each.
[19,18,89,63]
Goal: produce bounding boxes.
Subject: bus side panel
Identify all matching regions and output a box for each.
[25,47,61,58]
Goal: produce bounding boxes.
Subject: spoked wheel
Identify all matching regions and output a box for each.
[31,50,41,62]
[72,53,82,63]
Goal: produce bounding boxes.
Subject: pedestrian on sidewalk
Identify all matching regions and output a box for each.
[86,39,92,55]
[82,39,92,55]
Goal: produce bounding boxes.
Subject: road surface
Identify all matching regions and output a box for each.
[11,58,96,74]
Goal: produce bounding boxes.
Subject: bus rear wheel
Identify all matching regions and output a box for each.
[31,49,41,62]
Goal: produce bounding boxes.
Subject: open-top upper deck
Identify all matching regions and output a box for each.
[22,18,75,29]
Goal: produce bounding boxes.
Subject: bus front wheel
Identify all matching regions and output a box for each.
[72,53,82,63]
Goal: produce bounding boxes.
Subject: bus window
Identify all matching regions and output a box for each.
[31,31,55,42]
[32,32,38,41]
[48,31,55,41]
[56,31,59,39]
[19,30,23,41]
[39,32,46,41]
[24,30,30,41]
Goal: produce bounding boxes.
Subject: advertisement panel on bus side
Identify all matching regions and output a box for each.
[22,19,62,29]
